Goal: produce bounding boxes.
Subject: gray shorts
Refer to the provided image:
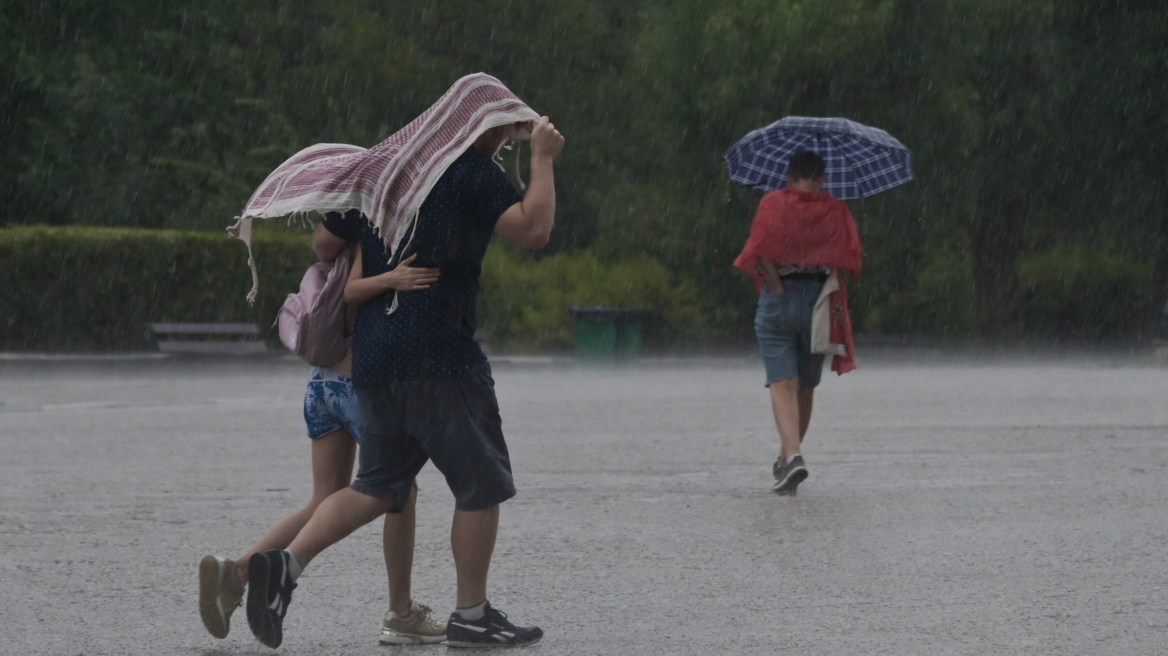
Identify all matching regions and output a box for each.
[350,362,516,513]
[754,278,826,389]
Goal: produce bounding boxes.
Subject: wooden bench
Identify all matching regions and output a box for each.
[148,323,267,355]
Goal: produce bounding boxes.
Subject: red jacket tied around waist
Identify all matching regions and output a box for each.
[733,187,862,374]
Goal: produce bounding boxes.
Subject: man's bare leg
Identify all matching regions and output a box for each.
[287,487,396,569]
[383,484,418,616]
[445,504,541,646]
[237,429,356,579]
[451,505,499,609]
[245,474,396,648]
[770,378,802,463]
[200,431,357,640]
[797,387,814,441]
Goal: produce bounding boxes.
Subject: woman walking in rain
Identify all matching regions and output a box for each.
[198,251,447,645]
[734,150,862,496]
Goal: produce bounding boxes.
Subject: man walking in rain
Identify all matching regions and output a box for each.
[238,74,563,648]
[734,150,862,496]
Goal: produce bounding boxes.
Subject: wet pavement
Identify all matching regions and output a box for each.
[2,351,1167,655]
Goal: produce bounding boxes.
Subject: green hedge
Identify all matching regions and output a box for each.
[480,245,709,350]
[862,244,1152,342]
[0,225,315,351]
[0,226,711,353]
[9,226,1146,352]
[862,250,980,340]
[1020,244,1152,341]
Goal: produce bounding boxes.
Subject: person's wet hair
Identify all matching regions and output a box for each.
[788,151,825,182]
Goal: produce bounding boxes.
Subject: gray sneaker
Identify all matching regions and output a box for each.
[772,456,808,496]
[446,602,542,648]
[379,600,447,645]
[199,555,244,639]
[245,549,297,648]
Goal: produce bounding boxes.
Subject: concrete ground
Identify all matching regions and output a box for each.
[1,351,1166,656]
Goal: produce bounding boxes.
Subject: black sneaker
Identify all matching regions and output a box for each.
[246,550,297,648]
[772,455,808,496]
[446,602,543,648]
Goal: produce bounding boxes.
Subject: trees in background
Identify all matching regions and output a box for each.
[1058,0,1168,333]
[2,0,1164,343]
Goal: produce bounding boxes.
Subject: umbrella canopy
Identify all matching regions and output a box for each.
[724,116,912,199]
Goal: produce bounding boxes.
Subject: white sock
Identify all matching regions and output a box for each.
[787,454,801,465]
[455,600,487,621]
[283,550,303,581]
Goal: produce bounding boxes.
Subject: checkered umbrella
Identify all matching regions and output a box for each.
[724,116,913,198]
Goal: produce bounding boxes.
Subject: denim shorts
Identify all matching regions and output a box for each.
[350,361,516,513]
[754,278,827,389]
[303,366,363,440]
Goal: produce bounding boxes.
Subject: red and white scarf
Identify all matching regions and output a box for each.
[228,73,539,304]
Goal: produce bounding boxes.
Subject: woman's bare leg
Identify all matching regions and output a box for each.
[383,483,418,615]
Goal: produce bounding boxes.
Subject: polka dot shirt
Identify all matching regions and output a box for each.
[323,148,522,386]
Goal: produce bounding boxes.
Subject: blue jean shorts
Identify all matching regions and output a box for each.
[754,278,827,389]
[303,366,362,440]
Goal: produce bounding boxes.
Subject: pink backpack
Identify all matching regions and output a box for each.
[277,247,353,366]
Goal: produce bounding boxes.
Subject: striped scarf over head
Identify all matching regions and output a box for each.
[228,73,539,304]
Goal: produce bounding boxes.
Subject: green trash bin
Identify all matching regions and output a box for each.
[568,307,645,361]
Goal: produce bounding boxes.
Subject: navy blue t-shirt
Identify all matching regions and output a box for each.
[323,148,522,385]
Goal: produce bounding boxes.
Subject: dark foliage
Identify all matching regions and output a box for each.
[2,0,1164,347]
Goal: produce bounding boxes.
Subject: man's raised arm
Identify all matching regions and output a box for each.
[494,116,565,249]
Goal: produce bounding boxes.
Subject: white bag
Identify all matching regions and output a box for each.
[810,270,846,357]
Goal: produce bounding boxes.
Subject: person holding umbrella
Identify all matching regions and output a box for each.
[733,150,862,495]
[727,116,911,495]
